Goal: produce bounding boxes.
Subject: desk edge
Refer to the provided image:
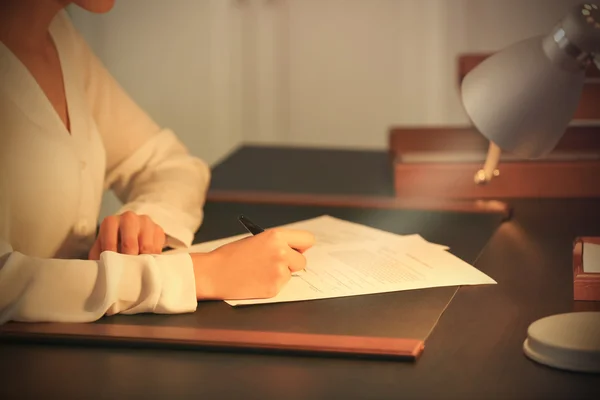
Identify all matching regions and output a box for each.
[206,190,511,218]
[0,322,424,361]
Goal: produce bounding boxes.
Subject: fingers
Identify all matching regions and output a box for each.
[88,239,101,260]
[269,228,316,253]
[91,212,165,257]
[153,225,166,253]
[272,265,292,296]
[119,212,140,255]
[99,215,120,253]
[284,246,307,272]
[138,217,165,254]
[138,215,155,255]
[260,229,312,272]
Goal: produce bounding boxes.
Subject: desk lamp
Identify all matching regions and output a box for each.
[461,2,600,373]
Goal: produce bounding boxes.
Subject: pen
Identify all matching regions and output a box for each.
[238,214,265,235]
[238,214,306,273]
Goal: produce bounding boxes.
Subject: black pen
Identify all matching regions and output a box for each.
[238,214,265,235]
[238,214,301,254]
[238,214,306,273]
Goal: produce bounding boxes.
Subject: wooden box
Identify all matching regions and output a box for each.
[573,237,600,302]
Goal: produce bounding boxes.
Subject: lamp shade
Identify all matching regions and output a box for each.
[461,36,586,159]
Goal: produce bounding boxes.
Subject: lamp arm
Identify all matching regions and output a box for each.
[474,142,501,185]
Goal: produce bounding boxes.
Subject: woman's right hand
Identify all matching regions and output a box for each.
[190,228,315,300]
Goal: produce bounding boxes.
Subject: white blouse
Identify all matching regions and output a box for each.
[0,11,211,323]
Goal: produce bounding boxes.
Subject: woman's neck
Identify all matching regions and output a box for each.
[0,0,68,52]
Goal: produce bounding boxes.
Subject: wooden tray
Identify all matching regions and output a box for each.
[386,52,600,199]
[392,158,600,199]
[389,126,600,199]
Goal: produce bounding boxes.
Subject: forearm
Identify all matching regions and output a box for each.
[108,130,211,248]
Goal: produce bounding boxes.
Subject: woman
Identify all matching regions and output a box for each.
[0,0,314,323]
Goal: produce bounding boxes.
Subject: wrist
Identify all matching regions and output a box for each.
[190,251,220,300]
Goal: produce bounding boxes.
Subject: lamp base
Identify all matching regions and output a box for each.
[523,312,600,373]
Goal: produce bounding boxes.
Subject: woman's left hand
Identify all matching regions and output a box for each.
[88,211,166,260]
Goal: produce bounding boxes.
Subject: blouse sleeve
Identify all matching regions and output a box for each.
[63,12,211,249]
[0,240,198,324]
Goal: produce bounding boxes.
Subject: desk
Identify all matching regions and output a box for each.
[1,146,600,399]
[210,145,396,196]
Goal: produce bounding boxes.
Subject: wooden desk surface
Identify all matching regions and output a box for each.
[1,146,600,399]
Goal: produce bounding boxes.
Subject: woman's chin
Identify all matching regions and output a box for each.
[72,0,116,14]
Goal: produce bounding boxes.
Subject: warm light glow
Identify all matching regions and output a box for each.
[474,142,502,184]
[496,220,545,265]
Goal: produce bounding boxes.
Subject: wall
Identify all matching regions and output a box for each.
[250,0,581,149]
[70,0,245,216]
[68,0,581,216]
[69,0,244,166]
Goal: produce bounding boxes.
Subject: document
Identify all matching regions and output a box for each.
[176,215,449,254]
[279,215,450,251]
[172,215,496,306]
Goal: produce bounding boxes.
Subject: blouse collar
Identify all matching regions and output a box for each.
[0,11,81,140]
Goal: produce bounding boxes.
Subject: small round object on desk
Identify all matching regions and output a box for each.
[523,312,600,373]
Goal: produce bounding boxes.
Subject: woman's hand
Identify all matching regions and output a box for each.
[88,211,166,260]
[191,228,315,300]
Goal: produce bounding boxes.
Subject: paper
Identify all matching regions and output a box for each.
[583,242,600,273]
[170,215,496,306]
[226,237,495,306]
[173,215,448,254]
[280,215,449,251]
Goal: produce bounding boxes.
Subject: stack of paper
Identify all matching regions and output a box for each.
[171,215,496,306]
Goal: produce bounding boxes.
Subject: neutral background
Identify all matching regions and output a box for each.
[67,0,581,217]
